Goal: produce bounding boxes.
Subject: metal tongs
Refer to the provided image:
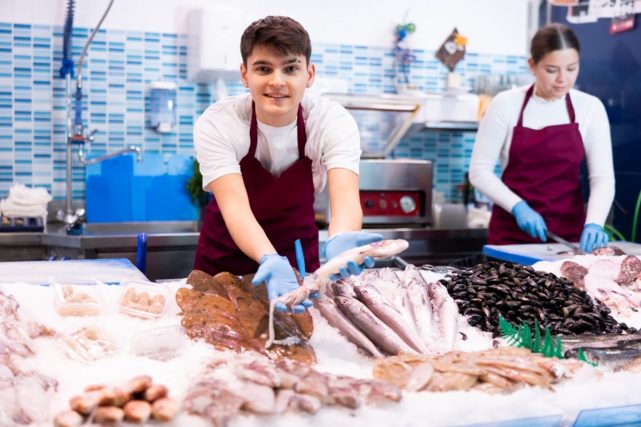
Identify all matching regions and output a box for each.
[547,230,584,254]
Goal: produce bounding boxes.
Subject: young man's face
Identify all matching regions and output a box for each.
[240,44,315,127]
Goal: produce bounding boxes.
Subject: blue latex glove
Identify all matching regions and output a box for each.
[580,223,609,253]
[251,254,312,313]
[511,201,548,242]
[321,232,384,280]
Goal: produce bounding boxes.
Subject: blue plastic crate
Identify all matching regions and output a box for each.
[86,153,198,222]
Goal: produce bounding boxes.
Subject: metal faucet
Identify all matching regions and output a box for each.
[58,0,122,234]
[58,90,143,234]
[79,144,143,166]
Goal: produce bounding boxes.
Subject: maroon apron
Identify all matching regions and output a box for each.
[193,103,320,275]
[488,85,586,245]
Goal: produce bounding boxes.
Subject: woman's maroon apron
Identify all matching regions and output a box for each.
[194,103,320,275]
[488,85,586,244]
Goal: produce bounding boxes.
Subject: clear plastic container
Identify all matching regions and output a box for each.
[51,277,107,317]
[59,323,120,363]
[118,281,170,319]
[131,325,183,361]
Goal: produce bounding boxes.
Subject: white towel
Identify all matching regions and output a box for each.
[0,199,48,217]
[0,184,52,219]
[8,183,52,206]
[466,205,492,229]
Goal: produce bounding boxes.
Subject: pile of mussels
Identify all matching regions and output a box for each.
[440,262,631,337]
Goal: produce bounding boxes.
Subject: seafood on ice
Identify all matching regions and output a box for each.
[279,239,410,310]
[0,289,58,425]
[372,347,581,393]
[182,354,402,426]
[53,374,178,426]
[316,265,460,358]
[443,261,626,337]
[265,239,410,348]
[559,255,641,318]
[178,270,316,363]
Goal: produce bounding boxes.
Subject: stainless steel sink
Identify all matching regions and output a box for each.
[41,221,202,281]
[81,221,199,235]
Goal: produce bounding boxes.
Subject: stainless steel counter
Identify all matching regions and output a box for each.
[0,231,46,261]
[1,223,488,280]
[0,232,42,246]
[38,222,200,280]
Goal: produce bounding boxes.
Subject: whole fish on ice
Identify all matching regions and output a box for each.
[266,239,409,348]
[277,239,409,311]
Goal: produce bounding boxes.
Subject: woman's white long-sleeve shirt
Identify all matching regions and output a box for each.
[469,86,615,226]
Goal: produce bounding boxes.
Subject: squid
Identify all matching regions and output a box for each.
[266,239,410,348]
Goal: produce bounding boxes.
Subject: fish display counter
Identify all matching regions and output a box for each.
[2,246,641,426]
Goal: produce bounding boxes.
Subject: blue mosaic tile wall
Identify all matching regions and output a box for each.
[0,21,527,203]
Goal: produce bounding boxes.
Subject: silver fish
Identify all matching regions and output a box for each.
[568,346,641,369]
[402,265,436,348]
[353,285,428,353]
[390,271,416,323]
[266,239,410,349]
[316,297,384,359]
[334,296,416,355]
[428,282,459,352]
[279,239,410,309]
[561,334,641,351]
[367,278,402,307]
[332,278,357,298]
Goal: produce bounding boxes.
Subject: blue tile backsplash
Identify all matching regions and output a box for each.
[0,21,526,203]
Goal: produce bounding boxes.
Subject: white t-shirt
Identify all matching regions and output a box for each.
[194,92,361,195]
[469,86,615,226]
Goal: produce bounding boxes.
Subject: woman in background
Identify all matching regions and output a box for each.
[469,23,614,253]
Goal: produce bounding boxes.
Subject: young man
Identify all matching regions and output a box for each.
[193,16,381,312]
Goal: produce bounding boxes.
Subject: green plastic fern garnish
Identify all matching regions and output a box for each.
[577,348,598,367]
[498,316,596,365]
[498,315,519,345]
[532,320,541,353]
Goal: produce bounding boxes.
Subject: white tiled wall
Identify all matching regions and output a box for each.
[0,1,529,202]
[1,0,529,55]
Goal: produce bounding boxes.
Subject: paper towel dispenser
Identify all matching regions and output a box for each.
[186,6,246,83]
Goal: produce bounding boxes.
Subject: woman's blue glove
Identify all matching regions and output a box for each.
[511,201,547,242]
[251,254,311,313]
[580,223,608,253]
[321,232,383,280]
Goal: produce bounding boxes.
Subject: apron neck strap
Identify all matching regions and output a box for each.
[565,91,576,123]
[296,104,306,158]
[517,85,535,127]
[517,84,576,126]
[249,102,307,159]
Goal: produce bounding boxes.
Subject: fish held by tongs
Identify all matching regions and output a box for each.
[265,239,410,348]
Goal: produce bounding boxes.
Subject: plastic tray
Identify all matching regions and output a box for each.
[131,325,183,361]
[59,322,120,363]
[118,281,170,319]
[51,277,108,317]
